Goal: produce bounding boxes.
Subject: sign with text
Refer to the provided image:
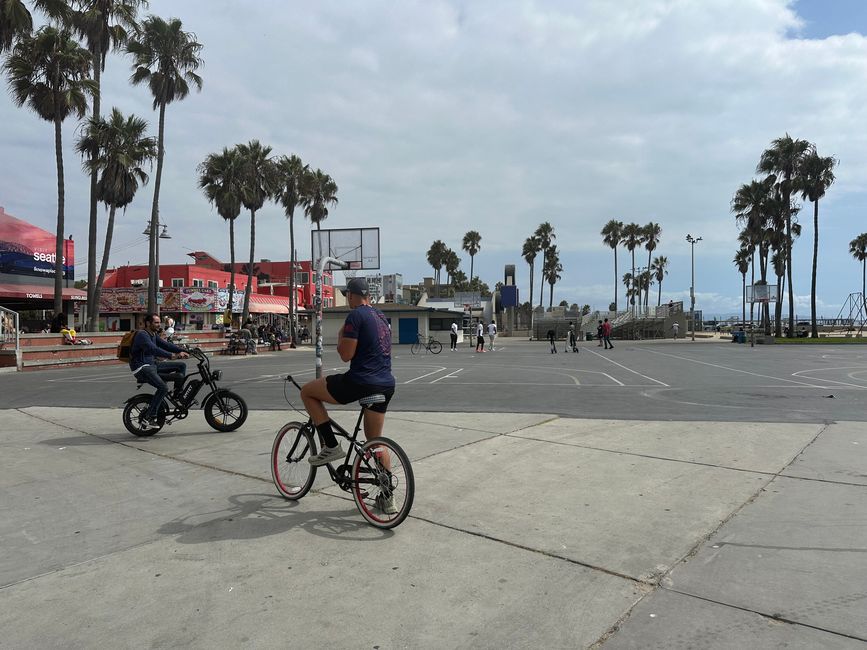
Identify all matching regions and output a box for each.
[0,208,74,280]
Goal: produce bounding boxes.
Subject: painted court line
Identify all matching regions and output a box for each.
[638,347,828,388]
[430,368,462,384]
[583,347,669,387]
[791,367,867,390]
[403,367,448,384]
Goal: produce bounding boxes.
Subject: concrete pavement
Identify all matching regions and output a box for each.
[2,407,865,647]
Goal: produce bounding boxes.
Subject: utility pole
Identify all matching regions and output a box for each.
[686,234,702,342]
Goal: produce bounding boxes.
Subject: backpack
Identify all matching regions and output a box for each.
[117,330,137,362]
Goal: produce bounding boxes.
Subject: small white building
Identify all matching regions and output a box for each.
[321,304,465,345]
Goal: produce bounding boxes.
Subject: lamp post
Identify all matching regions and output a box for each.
[686,234,702,341]
[143,222,172,313]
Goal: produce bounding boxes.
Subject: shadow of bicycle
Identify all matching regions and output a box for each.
[157,492,395,543]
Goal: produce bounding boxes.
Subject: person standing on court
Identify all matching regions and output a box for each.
[672,321,679,339]
[487,320,497,351]
[602,318,614,349]
[568,322,578,352]
[476,320,485,352]
[450,321,459,351]
[597,320,604,347]
[547,327,557,354]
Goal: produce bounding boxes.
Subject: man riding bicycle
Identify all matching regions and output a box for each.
[300,277,395,471]
[129,312,189,427]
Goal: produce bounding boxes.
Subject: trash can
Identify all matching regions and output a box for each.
[585,332,593,341]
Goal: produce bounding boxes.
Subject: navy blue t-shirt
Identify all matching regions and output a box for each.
[342,305,394,387]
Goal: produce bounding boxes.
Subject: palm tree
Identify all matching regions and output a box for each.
[235,140,276,321]
[651,255,669,307]
[5,27,96,314]
[70,0,145,330]
[849,234,867,312]
[601,219,623,312]
[127,15,203,313]
[795,148,837,338]
[444,248,460,287]
[732,178,776,333]
[301,168,338,230]
[426,240,447,297]
[620,223,642,314]
[522,235,540,329]
[733,249,750,326]
[198,147,243,321]
[643,222,661,308]
[75,107,155,326]
[534,222,555,307]
[543,245,562,309]
[758,134,811,336]
[1,0,33,51]
[274,154,308,345]
[461,230,481,287]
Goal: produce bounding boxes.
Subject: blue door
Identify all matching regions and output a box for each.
[398,317,418,344]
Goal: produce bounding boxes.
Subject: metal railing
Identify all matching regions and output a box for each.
[0,306,21,370]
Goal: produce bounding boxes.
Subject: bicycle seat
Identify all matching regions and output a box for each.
[358,394,386,406]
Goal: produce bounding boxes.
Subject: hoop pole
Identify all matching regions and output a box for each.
[315,256,349,379]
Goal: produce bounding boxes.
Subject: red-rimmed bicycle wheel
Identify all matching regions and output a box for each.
[271,422,317,500]
[351,437,414,529]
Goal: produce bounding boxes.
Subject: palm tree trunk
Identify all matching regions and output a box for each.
[742,273,746,326]
[863,259,866,315]
[749,251,755,327]
[92,205,116,316]
[242,208,256,321]
[227,217,236,319]
[785,190,795,337]
[53,115,64,316]
[775,273,784,337]
[147,101,167,314]
[657,276,662,307]
[548,281,553,309]
[86,49,101,331]
[630,250,636,315]
[288,207,296,345]
[469,255,474,289]
[810,199,819,338]
[539,250,546,308]
[613,248,618,311]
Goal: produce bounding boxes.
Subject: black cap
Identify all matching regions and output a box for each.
[341,277,369,297]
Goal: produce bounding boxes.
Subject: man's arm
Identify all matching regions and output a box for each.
[155,336,185,356]
[337,313,359,362]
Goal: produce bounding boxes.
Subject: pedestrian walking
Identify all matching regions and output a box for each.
[487,321,497,351]
[567,322,578,353]
[476,321,485,352]
[603,318,614,349]
[547,328,557,354]
[450,321,458,351]
[597,320,604,347]
[672,321,679,339]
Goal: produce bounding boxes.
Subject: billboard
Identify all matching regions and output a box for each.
[0,208,74,280]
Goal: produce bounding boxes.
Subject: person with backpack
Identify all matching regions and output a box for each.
[126,313,189,428]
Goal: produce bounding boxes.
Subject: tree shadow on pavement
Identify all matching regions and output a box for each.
[156,492,394,544]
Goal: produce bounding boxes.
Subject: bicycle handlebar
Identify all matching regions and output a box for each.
[286,375,302,390]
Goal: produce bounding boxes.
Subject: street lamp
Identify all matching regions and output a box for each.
[686,234,702,341]
[143,222,171,311]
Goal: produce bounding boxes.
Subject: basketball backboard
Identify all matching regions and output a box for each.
[454,291,482,308]
[746,283,777,304]
[311,227,380,270]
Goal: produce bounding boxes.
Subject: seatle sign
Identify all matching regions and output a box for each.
[0,207,74,280]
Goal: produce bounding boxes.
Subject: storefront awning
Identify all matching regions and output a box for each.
[0,283,86,301]
[249,294,291,314]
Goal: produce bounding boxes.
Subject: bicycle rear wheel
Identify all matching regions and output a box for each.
[429,340,442,354]
[271,422,317,499]
[351,437,414,529]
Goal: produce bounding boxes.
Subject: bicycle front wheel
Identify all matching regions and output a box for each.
[429,340,442,354]
[271,422,317,499]
[410,340,421,354]
[351,437,414,529]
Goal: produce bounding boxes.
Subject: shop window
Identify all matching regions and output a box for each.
[171,278,184,288]
[208,281,218,289]
[295,272,309,284]
[192,279,204,288]
[429,318,452,331]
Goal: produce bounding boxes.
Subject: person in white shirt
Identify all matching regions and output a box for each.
[450,321,458,351]
[487,321,497,351]
[476,321,485,352]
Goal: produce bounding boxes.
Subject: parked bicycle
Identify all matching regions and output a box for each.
[411,333,442,355]
[122,347,248,437]
[271,375,414,529]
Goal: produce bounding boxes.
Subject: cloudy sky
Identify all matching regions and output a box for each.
[3,0,867,317]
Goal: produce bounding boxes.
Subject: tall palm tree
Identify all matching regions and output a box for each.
[534,222,555,307]
[274,154,308,345]
[643,222,661,308]
[651,255,669,307]
[543,245,562,309]
[758,134,810,337]
[127,14,203,313]
[426,240,447,297]
[734,248,750,327]
[0,0,33,51]
[795,148,837,338]
[198,147,243,321]
[522,235,540,326]
[444,248,460,287]
[732,177,776,332]
[601,219,623,312]
[301,168,338,230]
[70,0,145,329]
[75,107,155,326]
[461,230,481,288]
[849,234,867,312]
[236,140,275,321]
[620,222,642,314]
[5,27,96,314]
